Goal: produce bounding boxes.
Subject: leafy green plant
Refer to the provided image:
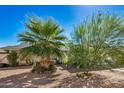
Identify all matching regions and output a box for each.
[7,51,18,67]
[69,12,124,74]
[18,15,66,73]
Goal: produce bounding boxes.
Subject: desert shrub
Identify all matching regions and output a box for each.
[76,72,92,78]
[7,51,18,66]
[31,62,57,74]
[68,12,124,74]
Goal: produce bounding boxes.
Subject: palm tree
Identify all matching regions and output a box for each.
[18,15,66,70]
[69,12,124,74]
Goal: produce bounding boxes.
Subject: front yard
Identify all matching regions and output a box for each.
[0,65,124,88]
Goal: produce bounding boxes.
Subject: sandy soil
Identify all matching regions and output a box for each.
[0,54,7,63]
[1,65,124,88]
[0,66,71,88]
[1,53,124,88]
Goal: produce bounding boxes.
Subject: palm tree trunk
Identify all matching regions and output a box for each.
[40,56,51,68]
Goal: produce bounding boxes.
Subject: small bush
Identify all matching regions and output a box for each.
[7,51,18,67]
[31,62,57,74]
[76,72,92,79]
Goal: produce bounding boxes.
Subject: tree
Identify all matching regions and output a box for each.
[18,15,66,73]
[69,13,124,74]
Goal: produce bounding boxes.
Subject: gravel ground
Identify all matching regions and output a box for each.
[1,66,124,88]
[57,73,124,88]
[0,66,71,88]
[1,53,124,88]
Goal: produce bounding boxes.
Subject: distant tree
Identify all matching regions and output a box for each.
[7,51,18,67]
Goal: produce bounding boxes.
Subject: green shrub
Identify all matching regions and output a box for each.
[68,13,124,74]
[31,62,57,74]
[7,51,18,66]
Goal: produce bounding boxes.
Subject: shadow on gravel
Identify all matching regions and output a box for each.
[0,66,32,71]
[0,72,61,88]
[55,73,124,88]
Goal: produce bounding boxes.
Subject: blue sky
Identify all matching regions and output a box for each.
[0,5,124,47]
